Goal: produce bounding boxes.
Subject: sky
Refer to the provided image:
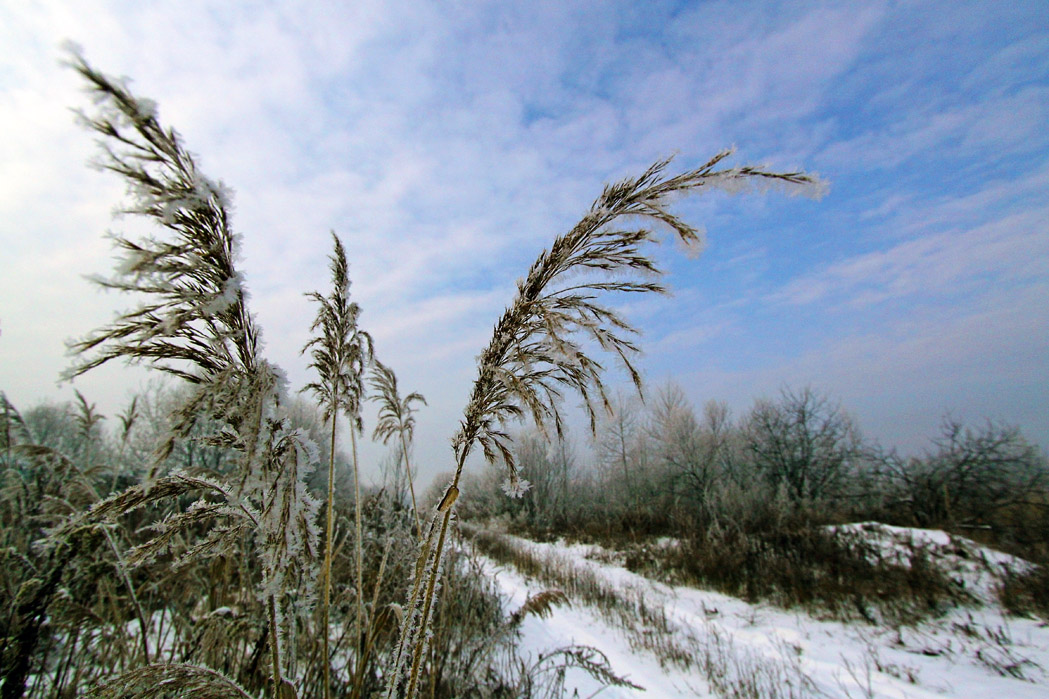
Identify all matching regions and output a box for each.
[1,0,1047,488]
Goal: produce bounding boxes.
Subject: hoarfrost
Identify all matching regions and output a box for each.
[501,476,533,499]
[203,273,244,314]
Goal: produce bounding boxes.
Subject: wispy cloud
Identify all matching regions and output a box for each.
[2,0,1047,484]
[770,168,1049,308]
[674,279,1049,453]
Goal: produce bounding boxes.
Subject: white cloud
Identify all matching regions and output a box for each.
[2,0,1047,486]
[771,176,1049,308]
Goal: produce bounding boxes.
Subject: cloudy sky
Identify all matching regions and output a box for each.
[1,0,1047,486]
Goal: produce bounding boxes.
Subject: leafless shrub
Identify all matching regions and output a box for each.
[742,386,864,504]
[878,418,1049,533]
[999,562,1049,619]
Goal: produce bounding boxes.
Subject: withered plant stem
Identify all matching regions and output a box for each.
[350,425,365,672]
[399,429,422,540]
[320,414,338,699]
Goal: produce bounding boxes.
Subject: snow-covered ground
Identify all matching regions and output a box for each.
[469,524,1049,698]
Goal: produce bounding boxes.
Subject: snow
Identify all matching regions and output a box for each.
[475,554,707,697]
[501,475,533,498]
[469,526,1049,698]
[829,522,1033,604]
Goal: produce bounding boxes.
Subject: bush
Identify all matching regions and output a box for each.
[877,420,1049,547]
[663,525,969,624]
[741,387,864,504]
[999,563,1049,620]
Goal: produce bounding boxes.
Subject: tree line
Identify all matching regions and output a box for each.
[459,384,1049,551]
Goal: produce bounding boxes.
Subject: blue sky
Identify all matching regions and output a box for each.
[1,0,1047,485]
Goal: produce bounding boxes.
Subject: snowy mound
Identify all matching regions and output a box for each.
[831,522,1033,604]
[471,524,1049,698]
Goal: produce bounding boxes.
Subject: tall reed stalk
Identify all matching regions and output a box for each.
[371,361,427,538]
[302,232,374,698]
[61,48,321,698]
[386,152,824,697]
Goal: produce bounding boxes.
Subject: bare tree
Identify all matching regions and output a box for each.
[508,430,577,527]
[648,385,738,503]
[596,392,646,513]
[880,418,1049,528]
[549,432,576,525]
[742,387,863,503]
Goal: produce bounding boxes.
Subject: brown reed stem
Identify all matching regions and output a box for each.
[398,429,422,540]
[403,449,467,698]
[101,526,151,665]
[320,414,338,699]
[350,425,364,673]
[268,595,282,699]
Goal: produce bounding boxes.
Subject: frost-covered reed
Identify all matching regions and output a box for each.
[9,46,823,699]
[302,231,373,699]
[370,360,427,538]
[59,47,322,698]
[385,152,824,697]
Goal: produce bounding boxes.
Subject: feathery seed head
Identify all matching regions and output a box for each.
[370,360,427,446]
[302,232,374,426]
[63,49,260,384]
[453,152,823,481]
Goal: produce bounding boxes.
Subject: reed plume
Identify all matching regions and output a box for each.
[302,232,374,698]
[63,49,259,385]
[370,360,427,537]
[60,48,322,697]
[388,151,824,697]
[1,392,32,453]
[87,663,255,699]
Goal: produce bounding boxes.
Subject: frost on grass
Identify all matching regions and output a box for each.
[57,49,326,694]
[501,475,532,499]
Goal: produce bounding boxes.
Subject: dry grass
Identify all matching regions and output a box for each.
[665,526,971,625]
[464,524,819,699]
[999,562,1049,619]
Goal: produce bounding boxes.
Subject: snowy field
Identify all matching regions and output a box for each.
[467,524,1049,698]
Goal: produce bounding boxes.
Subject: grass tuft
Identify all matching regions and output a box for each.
[999,563,1049,619]
[664,526,970,624]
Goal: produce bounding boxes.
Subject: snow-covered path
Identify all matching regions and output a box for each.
[468,525,1049,698]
